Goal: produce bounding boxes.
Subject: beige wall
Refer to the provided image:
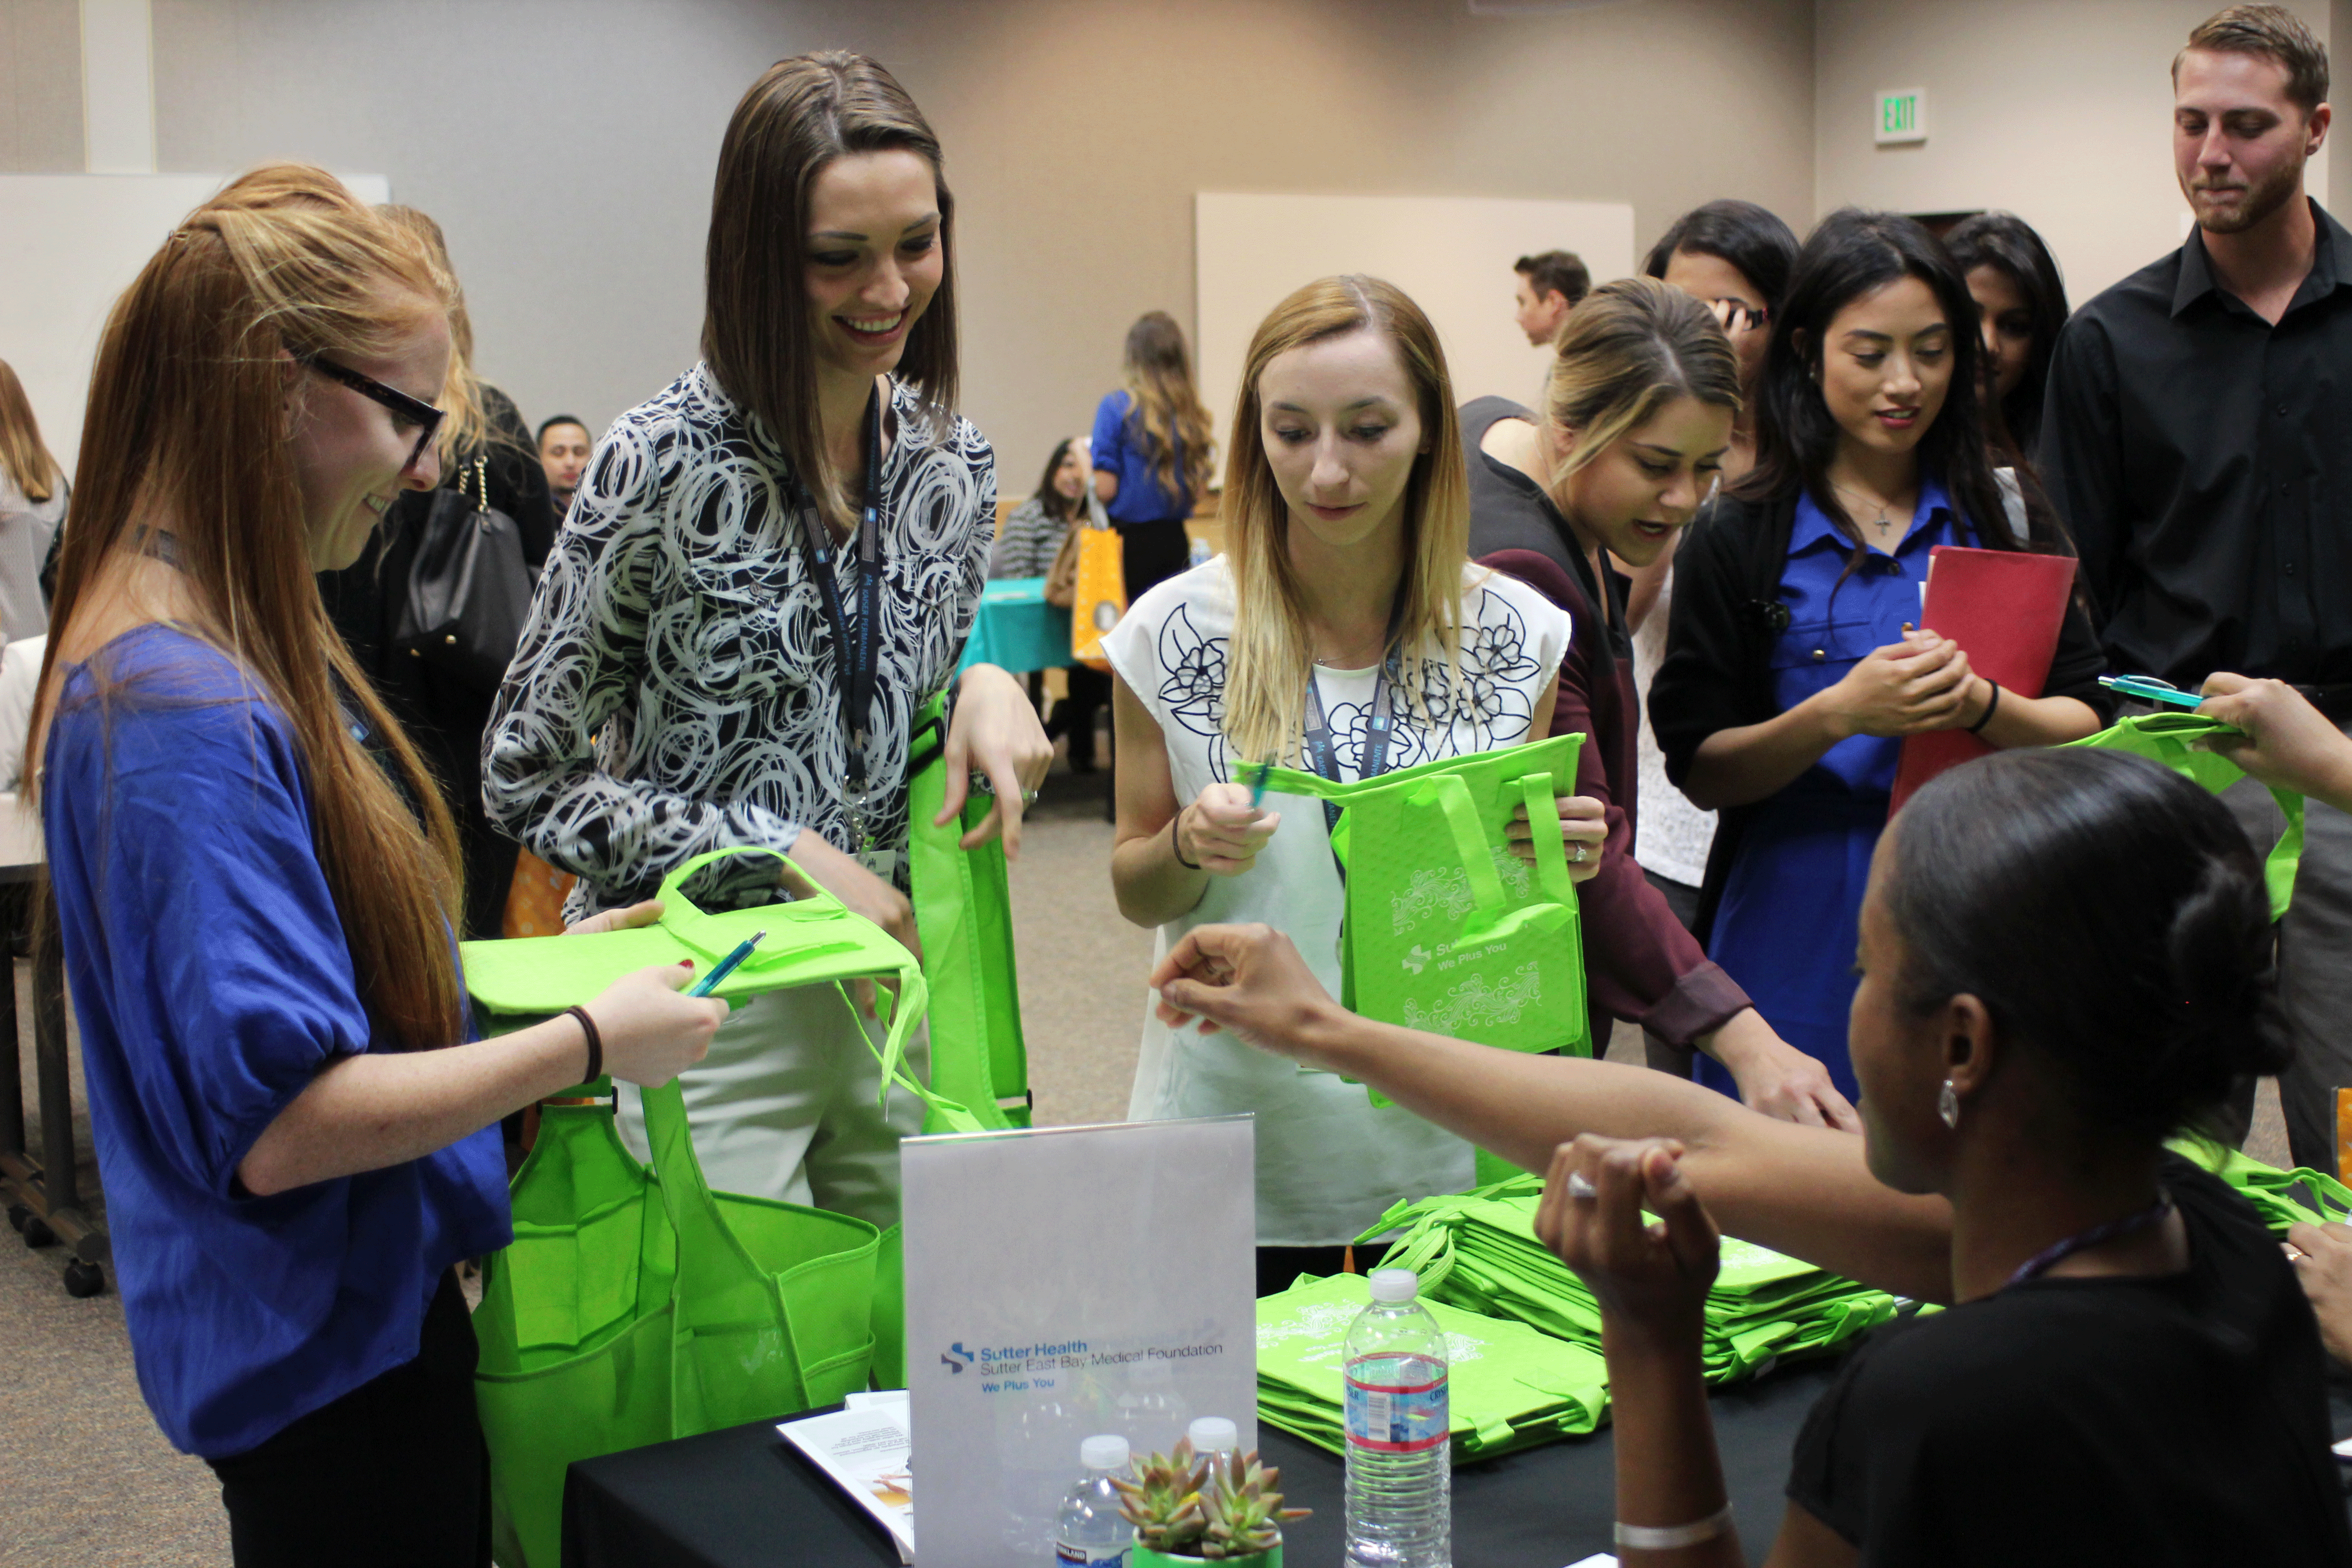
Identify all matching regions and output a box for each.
[1814,0,2334,309]
[0,0,1815,491]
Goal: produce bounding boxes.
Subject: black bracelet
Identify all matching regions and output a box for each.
[564,1004,603,1086]
[1966,678,2002,735]
[1170,813,1203,871]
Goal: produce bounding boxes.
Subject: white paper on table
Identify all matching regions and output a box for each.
[846,1389,911,1413]
[778,1404,916,1563]
[1563,1555,1620,1568]
[904,1115,1258,1568]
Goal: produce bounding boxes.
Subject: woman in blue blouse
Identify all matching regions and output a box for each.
[1091,310,1217,602]
[30,169,721,1565]
[1649,209,2110,1104]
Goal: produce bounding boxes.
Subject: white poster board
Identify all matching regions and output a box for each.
[0,172,390,480]
[1195,191,1637,469]
[904,1116,1257,1566]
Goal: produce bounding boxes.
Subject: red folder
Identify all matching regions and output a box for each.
[1888,546,2078,815]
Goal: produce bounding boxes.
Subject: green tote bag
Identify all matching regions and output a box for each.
[471,1081,884,1568]
[1257,731,1591,1060]
[463,847,996,1564]
[905,696,1032,1128]
[2064,712,2303,919]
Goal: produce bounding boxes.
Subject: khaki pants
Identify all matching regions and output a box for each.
[616,981,928,1228]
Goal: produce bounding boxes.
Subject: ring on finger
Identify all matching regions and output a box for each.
[1566,1171,1599,1200]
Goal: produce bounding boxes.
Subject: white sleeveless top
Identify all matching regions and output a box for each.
[1102,557,1571,1245]
[1631,564,1718,888]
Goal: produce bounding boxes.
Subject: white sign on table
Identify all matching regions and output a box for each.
[904,1115,1257,1566]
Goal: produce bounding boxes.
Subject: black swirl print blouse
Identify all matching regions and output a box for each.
[484,365,995,912]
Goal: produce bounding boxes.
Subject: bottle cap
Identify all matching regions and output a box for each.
[1187,1416,1238,1455]
[1082,1434,1131,1471]
[1367,1267,1420,1303]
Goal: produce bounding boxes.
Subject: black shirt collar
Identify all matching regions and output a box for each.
[2172,197,2351,318]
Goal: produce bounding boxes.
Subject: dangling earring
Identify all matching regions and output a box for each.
[1938,1079,1960,1130]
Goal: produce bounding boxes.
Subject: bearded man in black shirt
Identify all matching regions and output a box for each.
[2039,5,2352,1175]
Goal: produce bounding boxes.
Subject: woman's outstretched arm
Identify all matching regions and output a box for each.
[1149,923,1955,1301]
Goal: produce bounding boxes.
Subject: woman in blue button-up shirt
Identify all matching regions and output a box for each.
[1651,210,2110,1102]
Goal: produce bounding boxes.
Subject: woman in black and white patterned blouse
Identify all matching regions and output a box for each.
[485,53,1051,1216]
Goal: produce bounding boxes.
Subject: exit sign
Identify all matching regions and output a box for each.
[1876,88,1926,144]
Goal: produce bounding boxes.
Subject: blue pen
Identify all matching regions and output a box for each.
[2097,675,2207,710]
[1247,760,1274,810]
[688,930,767,997]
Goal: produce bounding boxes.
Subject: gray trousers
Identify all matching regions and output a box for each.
[2226,761,2352,1175]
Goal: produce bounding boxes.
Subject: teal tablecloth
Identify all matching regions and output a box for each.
[957,577,1073,674]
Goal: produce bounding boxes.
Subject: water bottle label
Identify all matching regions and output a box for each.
[1054,1544,1129,1566]
[1343,1362,1448,1454]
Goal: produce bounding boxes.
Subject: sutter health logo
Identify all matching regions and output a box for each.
[941,1342,974,1374]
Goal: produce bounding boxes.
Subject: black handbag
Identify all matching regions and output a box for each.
[394,456,539,696]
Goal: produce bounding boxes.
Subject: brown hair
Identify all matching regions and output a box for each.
[1221,276,1472,764]
[31,164,465,1051]
[702,52,958,525]
[1539,277,1742,495]
[1118,311,1217,511]
[0,360,61,505]
[1515,250,1592,308]
[2176,4,2329,112]
[377,205,496,464]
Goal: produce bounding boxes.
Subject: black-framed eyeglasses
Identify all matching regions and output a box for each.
[298,353,444,471]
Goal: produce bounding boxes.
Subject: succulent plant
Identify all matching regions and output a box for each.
[1200,1448,1310,1558]
[1111,1437,1210,1551]
[1112,1438,1310,1559]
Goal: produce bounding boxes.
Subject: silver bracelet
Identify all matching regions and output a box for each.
[1615,1501,1734,1551]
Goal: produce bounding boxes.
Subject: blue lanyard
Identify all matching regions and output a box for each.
[792,383,887,846]
[1299,654,1400,835]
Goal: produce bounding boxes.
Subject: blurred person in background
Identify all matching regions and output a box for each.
[318,204,557,941]
[1513,250,1592,348]
[992,435,1109,771]
[0,357,66,643]
[537,413,591,519]
[1945,212,2069,467]
[1093,310,1216,604]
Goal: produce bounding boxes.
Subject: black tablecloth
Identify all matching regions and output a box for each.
[562,1357,1846,1567]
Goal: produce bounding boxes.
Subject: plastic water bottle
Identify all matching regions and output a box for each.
[1343,1268,1451,1567]
[1055,1434,1135,1566]
[1115,1358,1191,1456]
[1188,1415,1238,1502]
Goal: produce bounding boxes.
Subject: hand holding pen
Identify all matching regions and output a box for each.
[1173,780,1279,877]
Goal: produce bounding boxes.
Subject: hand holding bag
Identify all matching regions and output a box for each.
[2064,712,2303,919]
[394,456,539,696]
[1256,731,1592,1064]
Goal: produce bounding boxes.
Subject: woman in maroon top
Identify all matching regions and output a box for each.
[1465,278,1853,1128]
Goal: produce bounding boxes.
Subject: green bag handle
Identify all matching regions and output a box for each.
[654,846,959,1123]
[2064,715,2303,920]
[1411,773,1507,914]
[1515,771,1576,906]
[903,698,1020,1136]
[639,1077,813,1426]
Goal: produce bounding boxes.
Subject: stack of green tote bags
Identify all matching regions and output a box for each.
[1255,1271,1610,1460]
[1361,1175,1901,1385]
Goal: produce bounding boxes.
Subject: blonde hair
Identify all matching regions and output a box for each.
[0,360,61,504]
[32,164,466,1051]
[1120,311,1216,511]
[1221,276,1470,765]
[377,204,491,463]
[1539,277,1741,502]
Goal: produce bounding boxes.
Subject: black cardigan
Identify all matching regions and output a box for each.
[1648,489,2115,941]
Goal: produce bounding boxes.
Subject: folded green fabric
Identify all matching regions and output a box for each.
[1255,1272,1609,1460]
[1359,1176,1899,1385]
[2167,1137,2352,1233]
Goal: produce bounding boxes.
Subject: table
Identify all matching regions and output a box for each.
[0,793,104,1298]
[957,578,1072,676]
[562,1358,1847,1567]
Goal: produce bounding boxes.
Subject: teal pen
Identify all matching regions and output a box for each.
[1247,760,1274,810]
[688,930,767,997]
